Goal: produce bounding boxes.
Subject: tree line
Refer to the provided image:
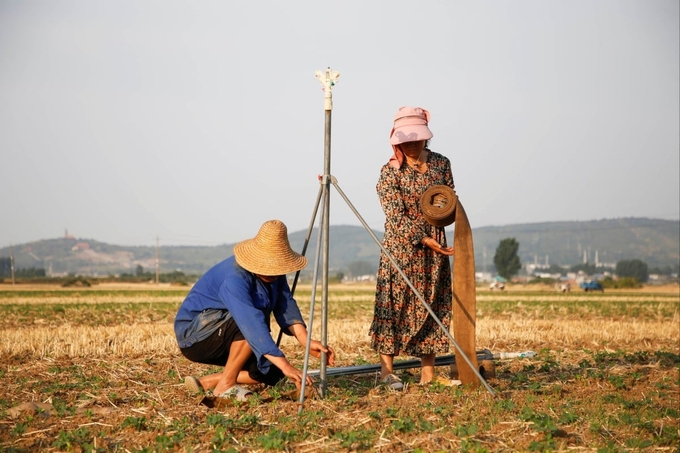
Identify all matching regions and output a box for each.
[0,257,45,278]
[0,259,195,285]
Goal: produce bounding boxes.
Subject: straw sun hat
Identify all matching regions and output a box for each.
[234,220,308,276]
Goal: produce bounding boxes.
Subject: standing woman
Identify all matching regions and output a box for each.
[370,106,455,390]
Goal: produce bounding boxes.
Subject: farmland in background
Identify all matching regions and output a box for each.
[0,282,678,452]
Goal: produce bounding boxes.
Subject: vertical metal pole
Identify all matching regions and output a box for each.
[320,109,331,397]
[314,67,339,397]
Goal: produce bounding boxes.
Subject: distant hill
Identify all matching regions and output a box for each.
[470,218,679,272]
[1,218,677,277]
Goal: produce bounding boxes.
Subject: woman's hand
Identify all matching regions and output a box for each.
[423,237,455,256]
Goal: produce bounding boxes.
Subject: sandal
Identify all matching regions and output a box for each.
[184,376,203,394]
[215,385,253,402]
[381,373,404,391]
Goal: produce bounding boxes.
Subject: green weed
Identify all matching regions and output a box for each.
[257,428,302,450]
[52,427,92,450]
[122,416,149,431]
[332,428,375,449]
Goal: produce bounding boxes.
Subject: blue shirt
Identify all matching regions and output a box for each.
[174,256,306,374]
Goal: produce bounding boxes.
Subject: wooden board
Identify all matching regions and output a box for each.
[451,201,480,387]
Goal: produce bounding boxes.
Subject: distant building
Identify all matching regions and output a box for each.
[475,272,493,282]
[341,274,376,283]
[72,242,90,251]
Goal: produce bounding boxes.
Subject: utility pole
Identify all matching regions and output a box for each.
[155,236,160,285]
[10,244,15,285]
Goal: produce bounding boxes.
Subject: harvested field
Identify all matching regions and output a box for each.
[0,283,678,452]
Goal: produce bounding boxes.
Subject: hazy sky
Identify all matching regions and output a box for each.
[1,1,678,247]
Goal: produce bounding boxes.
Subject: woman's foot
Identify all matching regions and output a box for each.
[419,375,435,385]
[419,372,435,385]
[420,375,462,387]
[419,355,436,384]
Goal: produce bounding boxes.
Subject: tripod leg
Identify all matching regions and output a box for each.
[298,185,327,412]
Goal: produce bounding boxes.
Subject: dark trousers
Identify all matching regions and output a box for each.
[180,318,284,386]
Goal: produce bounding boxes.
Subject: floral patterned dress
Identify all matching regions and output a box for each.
[369,150,454,357]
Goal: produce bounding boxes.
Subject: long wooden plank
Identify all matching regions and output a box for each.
[452,201,480,387]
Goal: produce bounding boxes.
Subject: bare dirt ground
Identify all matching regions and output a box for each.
[0,284,678,452]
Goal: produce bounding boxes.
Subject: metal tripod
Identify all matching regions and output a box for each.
[289,68,494,413]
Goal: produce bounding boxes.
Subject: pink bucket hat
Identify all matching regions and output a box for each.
[389,106,433,145]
